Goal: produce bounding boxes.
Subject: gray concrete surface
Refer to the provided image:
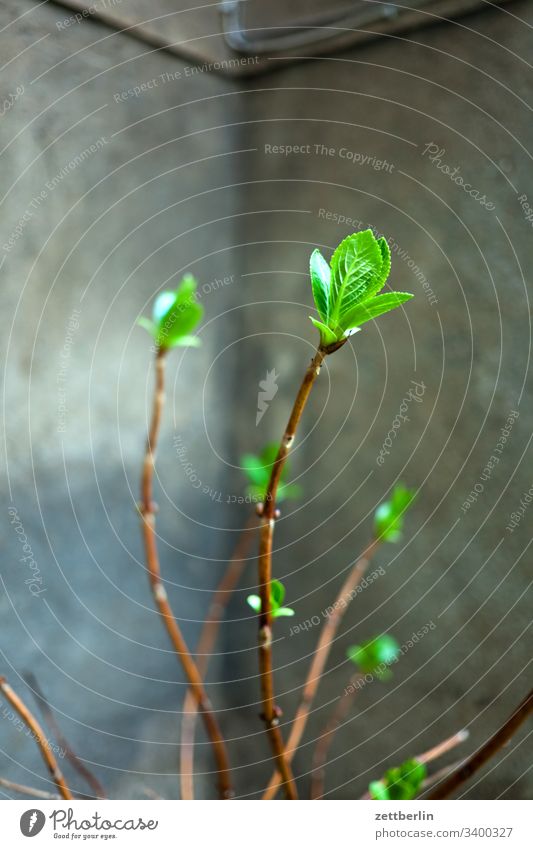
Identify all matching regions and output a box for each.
[0,0,531,800]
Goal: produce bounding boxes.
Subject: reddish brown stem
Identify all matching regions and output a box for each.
[359,730,469,798]
[263,538,379,799]
[0,776,60,800]
[310,671,364,799]
[257,347,326,800]
[180,514,258,800]
[25,673,106,799]
[0,677,73,800]
[429,688,533,799]
[418,729,469,765]
[140,348,233,800]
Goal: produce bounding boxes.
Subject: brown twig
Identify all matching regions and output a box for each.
[361,760,467,800]
[139,348,233,800]
[312,696,469,799]
[429,688,533,799]
[310,671,365,798]
[0,677,73,800]
[257,347,326,800]
[263,538,379,799]
[418,729,469,765]
[180,513,258,800]
[0,776,60,800]
[24,673,106,799]
[360,730,470,798]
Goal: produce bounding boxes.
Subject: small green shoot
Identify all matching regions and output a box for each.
[309,230,413,350]
[241,443,302,504]
[347,634,400,681]
[369,758,427,800]
[374,484,416,543]
[138,274,203,350]
[247,579,295,618]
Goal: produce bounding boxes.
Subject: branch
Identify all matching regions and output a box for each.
[139,348,233,799]
[263,538,379,799]
[312,691,469,799]
[257,347,326,799]
[310,671,364,799]
[24,673,106,799]
[0,677,73,800]
[180,513,258,800]
[360,730,470,798]
[0,776,60,800]
[429,688,533,799]
[418,729,469,765]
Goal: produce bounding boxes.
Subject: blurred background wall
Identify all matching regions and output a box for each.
[1,0,531,799]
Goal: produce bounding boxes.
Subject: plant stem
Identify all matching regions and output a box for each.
[0,776,60,800]
[310,671,364,799]
[0,677,73,800]
[359,730,469,798]
[417,729,469,765]
[180,513,258,800]
[311,690,469,800]
[139,348,233,800]
[25,673,106,799]
[257,346,325,800]
[263,538,379,799]
[428,688,533,799]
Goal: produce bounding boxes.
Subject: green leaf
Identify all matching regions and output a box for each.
[391,484,416,516]
[369,780,389,800]
[310,249,330,322]
[310,316,340,348]
[374,484,416,543]
[172,335,202,348]
[139,275,203,350]
[385,759,426,800]
[373,635,400,666]
[273,606,295,618]
[156,275,203,349]
[270,579,285,609]
[245,484,266,503]
[137,316,157,339]
[401,759,427,789]
[307,231,412,350]
[241,443,302,504]
[153,291,177,324]
[387,779,413,801]
[259,443,279,469]
[241,453,268,487]
[246,580,295,618]
[339,292,413,332]
[246,594,261,613]
[375,237,391,291]
[369,759,426,801]
[329,230,383,324]
[279,482,303,502]
[347,634,400,676]
[361,236,392,303]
